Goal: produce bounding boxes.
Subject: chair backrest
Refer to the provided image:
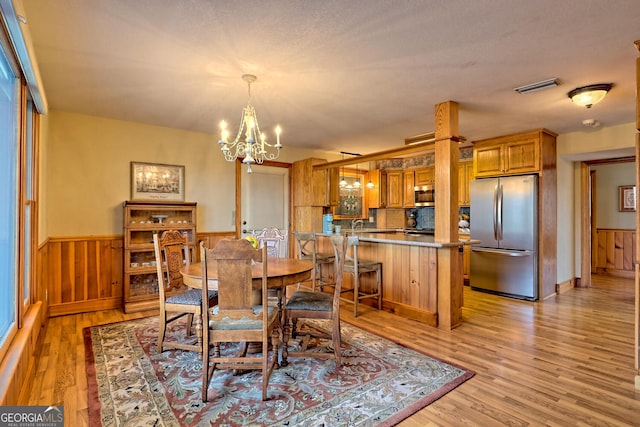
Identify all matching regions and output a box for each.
[200,239,268,320]
[345,235,361,264]
[153,230,190,300]
[293,232,318,261]
[252,227,288,258]
[329,234,346,311]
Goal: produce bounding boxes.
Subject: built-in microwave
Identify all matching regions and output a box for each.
[414,185,435,206]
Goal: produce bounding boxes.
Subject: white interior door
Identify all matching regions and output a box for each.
[241,164,289,242]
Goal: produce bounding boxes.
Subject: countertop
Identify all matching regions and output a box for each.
[319,231,480,248]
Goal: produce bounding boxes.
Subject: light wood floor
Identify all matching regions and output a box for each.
[28,275,639,426]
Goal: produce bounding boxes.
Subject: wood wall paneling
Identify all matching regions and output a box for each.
[593,229,635,278]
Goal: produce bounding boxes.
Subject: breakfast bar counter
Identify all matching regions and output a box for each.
[317,231,479,326]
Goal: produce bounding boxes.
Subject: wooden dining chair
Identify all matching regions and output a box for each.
[281,234,345,367]
[153,230,217,353]
[200,239,280,402]
[252,227,288,258]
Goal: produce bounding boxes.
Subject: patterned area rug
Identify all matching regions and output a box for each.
[85,316,473,426]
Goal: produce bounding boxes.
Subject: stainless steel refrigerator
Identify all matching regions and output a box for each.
[469,174,538,300]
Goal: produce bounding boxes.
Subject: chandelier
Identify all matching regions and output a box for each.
[218,74,282,172]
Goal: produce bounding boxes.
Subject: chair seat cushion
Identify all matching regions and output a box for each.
[300,253,335,263]
[208,305,278,330]
[167,289,217,305]
[344,260,380,272]
[286,290,333,312]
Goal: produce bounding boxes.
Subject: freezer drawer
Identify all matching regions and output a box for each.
[470,247,538,300]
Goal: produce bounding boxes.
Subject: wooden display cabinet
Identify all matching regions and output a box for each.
[123,201,197,313]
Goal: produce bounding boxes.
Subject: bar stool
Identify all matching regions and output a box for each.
[342,235,382,317]
[293,232,335,291]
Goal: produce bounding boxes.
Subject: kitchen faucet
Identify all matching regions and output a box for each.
[351,219,364,233]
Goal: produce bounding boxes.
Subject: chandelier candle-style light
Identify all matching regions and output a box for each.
[218,74,282,172]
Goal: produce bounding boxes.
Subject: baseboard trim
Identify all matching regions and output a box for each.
[556,278,575,294]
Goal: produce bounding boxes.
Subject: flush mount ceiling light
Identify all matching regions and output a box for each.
[513,78,560,94]
[567,83,612,108]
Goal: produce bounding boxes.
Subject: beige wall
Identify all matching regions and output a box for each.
[557,122,636,282]
[43,110,332,238]
[591,162,636,229]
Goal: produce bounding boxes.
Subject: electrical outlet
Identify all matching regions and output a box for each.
[369,217,374,222]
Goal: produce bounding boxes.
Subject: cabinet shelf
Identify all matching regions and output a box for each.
[123,201,197,313]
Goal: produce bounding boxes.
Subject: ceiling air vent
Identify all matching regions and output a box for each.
[514,78,560,94]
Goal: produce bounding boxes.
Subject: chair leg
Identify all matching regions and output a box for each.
[377,264,382,310]
[201,345,209,402]
[157,311,167,353]
[332,318,342,366]
[353,272,360,318]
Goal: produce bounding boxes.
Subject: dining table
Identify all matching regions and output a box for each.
[180,257,314,353]
[180,257,314,291]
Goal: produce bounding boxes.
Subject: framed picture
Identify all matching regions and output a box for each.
[618,185,636,212]
[131,162,185,201]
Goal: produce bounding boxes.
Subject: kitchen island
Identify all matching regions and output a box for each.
[318,231,479,326]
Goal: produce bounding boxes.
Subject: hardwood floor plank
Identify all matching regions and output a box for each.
[26,276,640,426]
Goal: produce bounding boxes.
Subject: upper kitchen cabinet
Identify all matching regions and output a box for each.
[387,171,404,208]
[458,161,473,206]
[292,158,338,206]
[403,170,415,207]
[368,169,387,208]
[414,167,435,186]
[472,129,557,178]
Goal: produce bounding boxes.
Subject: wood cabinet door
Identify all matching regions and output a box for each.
[415,167,434,185]
[403,170,415,207]
[473,144,503,177]
[458,162,473,205]
[504,137,539,174]
[367,169,387,208]
[387,171,403,208]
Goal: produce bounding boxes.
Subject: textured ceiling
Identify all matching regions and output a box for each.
[16,0,640,155]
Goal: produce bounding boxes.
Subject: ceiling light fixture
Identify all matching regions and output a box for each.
[567,83,612,108]
[218,74,282,173]
[513,78,560,94]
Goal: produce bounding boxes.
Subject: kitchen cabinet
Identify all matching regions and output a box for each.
[293,158,338,207]
[472,129,557,178]
[386,171,404,208]
[123,201,197,313]
[403,170,415,207]
[458,161,473,206]
[415,167,435,186]
[367,169,387,208]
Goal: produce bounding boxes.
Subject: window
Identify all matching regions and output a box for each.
[0,44,19,352]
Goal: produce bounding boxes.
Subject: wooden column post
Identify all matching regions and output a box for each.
[434,101,463,330]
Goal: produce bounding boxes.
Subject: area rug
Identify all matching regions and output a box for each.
[84,316,473,426]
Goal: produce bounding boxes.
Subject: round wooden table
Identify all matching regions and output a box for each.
[180,258,314,291]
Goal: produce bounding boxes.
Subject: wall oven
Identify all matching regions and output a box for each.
[414,185,435,206]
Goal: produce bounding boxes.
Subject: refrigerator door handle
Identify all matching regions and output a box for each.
[492,184,498,240]
[496,183,503,241]
[471,247,532,257]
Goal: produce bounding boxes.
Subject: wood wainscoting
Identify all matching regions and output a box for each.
[593,228,635,278]
[40,231,236,317]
